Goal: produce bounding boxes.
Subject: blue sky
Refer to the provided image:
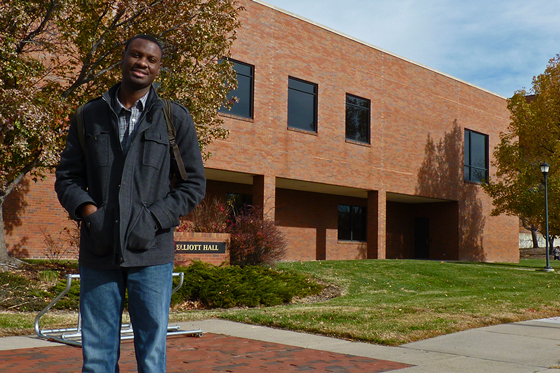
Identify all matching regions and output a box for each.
[260,0,560,97]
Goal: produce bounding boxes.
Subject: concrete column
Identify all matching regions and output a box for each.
[252,175,276,220]
[367,190,386,259]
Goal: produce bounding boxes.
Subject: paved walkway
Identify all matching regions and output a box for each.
[2,317,560,372]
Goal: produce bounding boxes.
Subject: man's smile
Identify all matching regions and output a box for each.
[131,69,148,77]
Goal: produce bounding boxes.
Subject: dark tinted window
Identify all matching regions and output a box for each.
[219,60,254,119]
[288,77,317,132]
[346,94,370,143]
[226,193,252,215]
[338,205,367,242]
[464,129,488,182]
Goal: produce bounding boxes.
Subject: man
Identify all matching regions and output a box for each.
[55,35,206,372]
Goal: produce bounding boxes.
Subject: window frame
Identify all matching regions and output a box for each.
[218,59,254,119]
[464,129,489,183]
[345,93,371,144]
[287,76,318,133]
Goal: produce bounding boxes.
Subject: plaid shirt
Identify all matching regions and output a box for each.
[114,89,150,155]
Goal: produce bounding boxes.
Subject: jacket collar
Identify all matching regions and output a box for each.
[103,82,161,113]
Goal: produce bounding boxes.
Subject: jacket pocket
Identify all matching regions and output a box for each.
[142,130,167,169]
[127,206,158,252]
[83,206,113,256]
[87,131,111,168]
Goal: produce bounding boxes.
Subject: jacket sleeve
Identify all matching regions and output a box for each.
[54,107,96,220]
[148,103,206,229]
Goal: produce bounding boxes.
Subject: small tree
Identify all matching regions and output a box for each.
[228,206,287,267]
[483,55,560,245]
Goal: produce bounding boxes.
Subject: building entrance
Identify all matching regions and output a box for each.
[414,217,430,259]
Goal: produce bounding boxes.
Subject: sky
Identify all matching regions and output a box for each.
[261,0,560,98]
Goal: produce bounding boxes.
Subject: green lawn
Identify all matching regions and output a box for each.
[3,259,560,345]
[212,259,560,345]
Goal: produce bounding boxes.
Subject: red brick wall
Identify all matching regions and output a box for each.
[275,189,369,261]
[202,0,518,262]
[3,174,76,260]
[202,185,371,261]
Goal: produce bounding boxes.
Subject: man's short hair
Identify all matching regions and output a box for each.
[124,35,164,59]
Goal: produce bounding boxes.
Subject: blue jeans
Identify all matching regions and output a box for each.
[79,263,173,373]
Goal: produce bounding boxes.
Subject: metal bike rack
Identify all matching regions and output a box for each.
[35,272,202,347]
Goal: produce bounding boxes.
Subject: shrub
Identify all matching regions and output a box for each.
[176,198,287,267]
[171,261,323,309]
[177,197,231,233]
[0,272,50,312]
[49,279,80,310]
[228,206,287,267]
[61,221,80,256]
[41,228,68,263]
[40,221,80,262]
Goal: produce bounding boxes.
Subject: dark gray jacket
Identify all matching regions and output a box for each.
[55,83,206,269]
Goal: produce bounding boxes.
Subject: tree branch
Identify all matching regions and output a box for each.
[60,3,124,98]
[0,157,40,205]
[82,60,121,86]
[16,0,58,54]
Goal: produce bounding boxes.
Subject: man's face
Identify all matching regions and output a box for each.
[121,38,162,91]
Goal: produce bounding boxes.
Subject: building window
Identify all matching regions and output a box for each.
[338,205,367,242]
[226,193,252,216]
[288,77,317,132]
[219,59,254,119]
[346,94,370,143]
[464,129,489,183]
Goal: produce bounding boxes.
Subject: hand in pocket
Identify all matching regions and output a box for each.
[127,207,158,251]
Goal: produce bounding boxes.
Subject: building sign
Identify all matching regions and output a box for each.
[175,241,226,254]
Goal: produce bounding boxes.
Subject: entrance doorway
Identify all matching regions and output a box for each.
[414,218,430,259]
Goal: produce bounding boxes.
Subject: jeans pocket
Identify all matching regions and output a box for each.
[127,207,157,252]
[83,206,113,256]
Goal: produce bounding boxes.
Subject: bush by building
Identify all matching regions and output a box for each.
[228,206,287,267]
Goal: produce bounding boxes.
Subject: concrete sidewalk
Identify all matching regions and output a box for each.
[2,317,560,372]
[186,318,560,373]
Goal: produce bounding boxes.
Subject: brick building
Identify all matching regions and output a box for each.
[3,0,519,262]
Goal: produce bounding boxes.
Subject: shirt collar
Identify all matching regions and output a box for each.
[114,87,150,114]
